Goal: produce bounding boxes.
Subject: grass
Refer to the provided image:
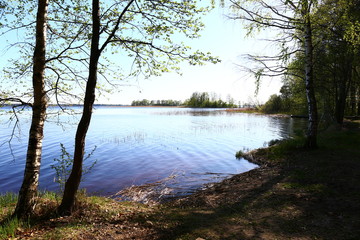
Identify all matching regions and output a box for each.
[0,193,28,239]
[0,217,31,239]
[0,192,17,209]
[1,121,359,239]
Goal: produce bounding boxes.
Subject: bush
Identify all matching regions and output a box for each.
[260,94,283,113]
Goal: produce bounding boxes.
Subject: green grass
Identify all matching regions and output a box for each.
[0,192,17,223]
[0,216,30,239]
[39,190,59,201]
[267,136,304,158]
[0,192,52,239]
[318,126,360,151]
[0,192,17,208]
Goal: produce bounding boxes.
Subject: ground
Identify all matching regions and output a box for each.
[1,121,360,239]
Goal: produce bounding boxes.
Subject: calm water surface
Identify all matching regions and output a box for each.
[0,107,305,197]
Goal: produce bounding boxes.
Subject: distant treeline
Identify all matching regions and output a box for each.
[184,92,237,108]
[131,99,182,106]
[131,92,238,108]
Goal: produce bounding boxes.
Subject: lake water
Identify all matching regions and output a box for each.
[0,107,305,199]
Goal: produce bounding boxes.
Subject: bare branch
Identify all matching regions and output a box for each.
[99,0,136,54]
[0,97,33,107]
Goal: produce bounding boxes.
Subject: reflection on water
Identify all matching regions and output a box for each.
[100,132,147,145]
[0,107,306,197]
[155,108,226,116]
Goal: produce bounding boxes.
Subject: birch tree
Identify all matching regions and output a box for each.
[11,0,48,219]
[229,0,319,148]
[1,0,90,218]
[58,0,219,215]
[1,0,218,217]
[258,0,360,123]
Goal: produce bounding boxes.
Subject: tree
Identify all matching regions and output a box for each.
[280,0,360,124]
[301,0,318,148]
[1,0,97,218]
[58,0,219,215]
[229,0,320,148]
[1,0,104,218]
[261,94,283,113]
[184,91,236,108]
[316,0,359,124]
[131,99,182,106]
[12,0,48,218]
[58,0,103,215]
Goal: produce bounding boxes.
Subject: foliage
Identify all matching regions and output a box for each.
[260,94,283,114]
[131,99,183,106]
[1,0,221,108]
[0,0,92,106]
[239,0,360,123]
[235,150,245,159]
[51,143,97,192]
[184,92,237,108]
[345,21,360,47]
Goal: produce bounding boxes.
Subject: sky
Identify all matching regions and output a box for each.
[0,4,283,106]
[98,6,283,105]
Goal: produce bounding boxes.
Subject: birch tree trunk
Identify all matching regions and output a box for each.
[58,0,100,215]
[303,1,318,149]
[13,0,48,218]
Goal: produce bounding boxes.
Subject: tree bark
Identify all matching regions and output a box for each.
[349,80,356,116]
[335,76,348,125]
[335,57,352,124]
[358,87,360,116]
[13,0,48,219]
[303,1,318,149]
[58,0,100,215]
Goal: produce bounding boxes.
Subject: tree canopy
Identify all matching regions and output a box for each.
[184,92,237,108]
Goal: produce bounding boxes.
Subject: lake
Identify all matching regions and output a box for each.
[0,107,305,199]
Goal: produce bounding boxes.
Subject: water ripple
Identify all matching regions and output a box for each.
[0,107,306,196]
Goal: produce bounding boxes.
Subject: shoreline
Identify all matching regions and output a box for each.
[2,122,359,239]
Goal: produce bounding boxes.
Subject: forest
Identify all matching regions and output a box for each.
[131,92,237,107]
[0,0,359,239]
[246,0,359,125]
[131,99,183,107]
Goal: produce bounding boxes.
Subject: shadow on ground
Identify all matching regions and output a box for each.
[143,129,360,240]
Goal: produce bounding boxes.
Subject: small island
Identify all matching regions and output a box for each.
[131,92,238,108]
